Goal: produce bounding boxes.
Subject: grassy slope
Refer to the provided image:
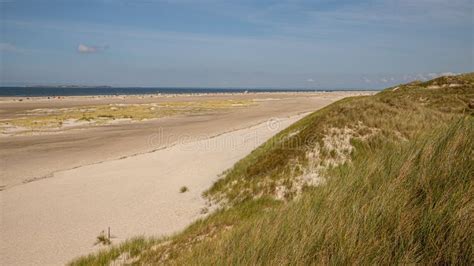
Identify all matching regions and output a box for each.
[170,118,473,265]
[70,73,473,265]
[206,73,473,203]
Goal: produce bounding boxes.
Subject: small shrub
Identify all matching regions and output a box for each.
[95,231,111,246]
[180,186,189,193]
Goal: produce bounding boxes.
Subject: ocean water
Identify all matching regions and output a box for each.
[0,87,356,97]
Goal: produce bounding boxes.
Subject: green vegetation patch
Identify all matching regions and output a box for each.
[0,99,255,133]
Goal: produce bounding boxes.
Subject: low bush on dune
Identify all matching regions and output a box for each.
[70,73,473,265]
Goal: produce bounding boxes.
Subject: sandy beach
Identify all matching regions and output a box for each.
[0,91,372,265]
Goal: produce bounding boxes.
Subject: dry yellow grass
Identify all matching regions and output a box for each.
[0,99,255,132]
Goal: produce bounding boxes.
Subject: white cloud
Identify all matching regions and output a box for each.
[0,42,20,52]
[440,72,456,76]
[77,44,110,54]
[361,72,460,86]
[77,44,98,53]
[427,73,438,78]
[307,78,315,82]
[413,72,458,81]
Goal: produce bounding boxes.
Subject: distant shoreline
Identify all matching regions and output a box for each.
[0,86,375,97]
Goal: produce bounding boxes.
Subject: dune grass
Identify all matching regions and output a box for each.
[164,117,473,265]
[69,73,473,265]
[70,237,158,266]
[70,199,281,266]
[205,73,473,204]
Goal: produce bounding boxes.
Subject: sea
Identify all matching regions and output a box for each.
[0,87,362,97]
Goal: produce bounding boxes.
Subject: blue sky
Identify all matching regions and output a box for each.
[0,0,472,88]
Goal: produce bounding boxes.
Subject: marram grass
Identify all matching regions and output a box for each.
[70,73,473,265]
[166,118,473,265]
